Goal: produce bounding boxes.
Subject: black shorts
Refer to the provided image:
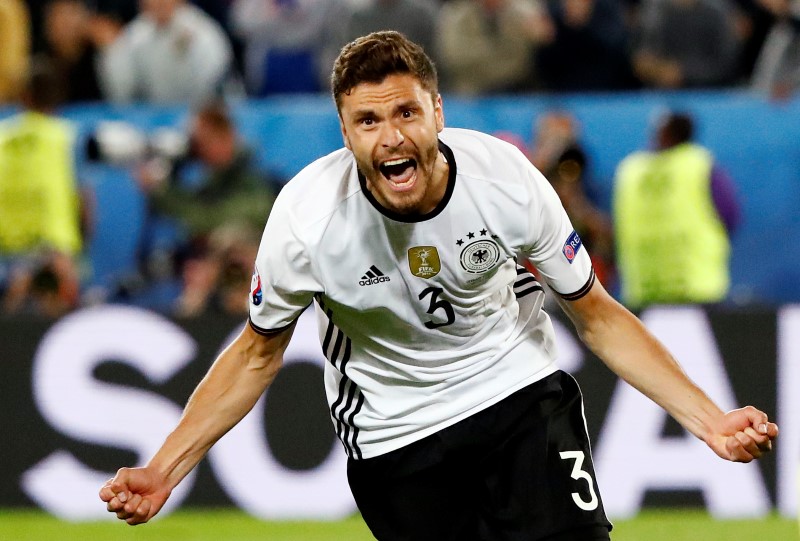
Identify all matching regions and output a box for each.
[347,370,612,541]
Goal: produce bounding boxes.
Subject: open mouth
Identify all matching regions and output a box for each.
[379,158,418,190]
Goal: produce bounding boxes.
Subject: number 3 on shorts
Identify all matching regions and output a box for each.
[559,450,599,511]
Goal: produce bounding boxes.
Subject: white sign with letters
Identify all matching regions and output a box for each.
[18,305,797,520]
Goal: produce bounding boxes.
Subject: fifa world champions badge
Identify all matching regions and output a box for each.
[408,246,441,278]
[562,230,582,264]
[251,265,263,306]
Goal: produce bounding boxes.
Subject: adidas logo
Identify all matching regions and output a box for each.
[359,265,391,286]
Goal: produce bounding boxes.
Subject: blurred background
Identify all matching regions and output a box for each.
[0,0,798,536]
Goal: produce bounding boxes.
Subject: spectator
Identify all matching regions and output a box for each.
[731,0,777,81]
[95,0,238,104]
[0,0,31,104]
[133,101,279,317]
[229,0,344,95]
[92,0,139,23]
[530,112,616,288]
[0,59,91,317]
[537,0,636,91]
[632,0,741,89]
[437,0,555,94]
[40,0,104,103]
[190,0,233,29]
[340,0,441,65]
[751,0,800,98]
[188,0,241,71]
[612,112,741,309]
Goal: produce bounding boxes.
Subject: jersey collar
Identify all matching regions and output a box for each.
[357,140,456,223]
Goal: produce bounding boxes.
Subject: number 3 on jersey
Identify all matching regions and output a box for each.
[559,450,599,511]
[418,287,455,329]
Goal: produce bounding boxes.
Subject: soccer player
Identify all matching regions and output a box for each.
[100,31,778,540]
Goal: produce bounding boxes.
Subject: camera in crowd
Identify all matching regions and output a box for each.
[85,121,191,166]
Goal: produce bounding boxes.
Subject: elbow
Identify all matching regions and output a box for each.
[575,324,604,356]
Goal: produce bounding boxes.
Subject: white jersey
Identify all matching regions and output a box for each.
[249,127,594,459]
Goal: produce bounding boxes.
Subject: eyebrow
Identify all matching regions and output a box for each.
[394,99,421,112]
[349,110,378,126]
[352,99,421,118]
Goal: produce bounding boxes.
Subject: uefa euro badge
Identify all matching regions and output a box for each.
[408,246,441,278]
[562,230,582,264]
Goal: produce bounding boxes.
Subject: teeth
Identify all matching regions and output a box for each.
[383,158,410,166]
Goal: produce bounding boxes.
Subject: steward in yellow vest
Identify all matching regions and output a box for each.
[613,113,737,308]
[0,111,81,255]
[0,60,85,315]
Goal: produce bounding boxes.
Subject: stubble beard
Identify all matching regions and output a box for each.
[359,140,441,215]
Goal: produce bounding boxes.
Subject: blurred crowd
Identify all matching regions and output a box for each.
[1,0,799,106]
[0,0,772,318]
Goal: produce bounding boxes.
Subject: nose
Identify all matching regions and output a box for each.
[380,123,405,149]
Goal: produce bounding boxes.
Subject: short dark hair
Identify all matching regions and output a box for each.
[24,56,65,112]
[194,100,234,134]
[657,112,694,149]
[331,31,438,111]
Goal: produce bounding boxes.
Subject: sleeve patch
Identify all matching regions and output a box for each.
[562,230,582,264]
[250,264,263,306]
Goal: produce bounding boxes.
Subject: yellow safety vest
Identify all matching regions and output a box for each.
[0,112,82,255]
[613,143,730,308]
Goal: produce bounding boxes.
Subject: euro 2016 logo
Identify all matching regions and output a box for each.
[251,265,263,306]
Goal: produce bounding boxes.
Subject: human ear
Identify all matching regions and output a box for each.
[338,116,352,150]
[434,94,445,133]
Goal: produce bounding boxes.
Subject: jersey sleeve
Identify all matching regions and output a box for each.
[248,193,320,333]
[521,165,594,300]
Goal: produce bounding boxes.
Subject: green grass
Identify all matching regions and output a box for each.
[0,509,797,541]
[610,509,798,540]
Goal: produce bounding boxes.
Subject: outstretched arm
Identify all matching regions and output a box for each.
[556,281,778,462]
[99,322,294,524]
